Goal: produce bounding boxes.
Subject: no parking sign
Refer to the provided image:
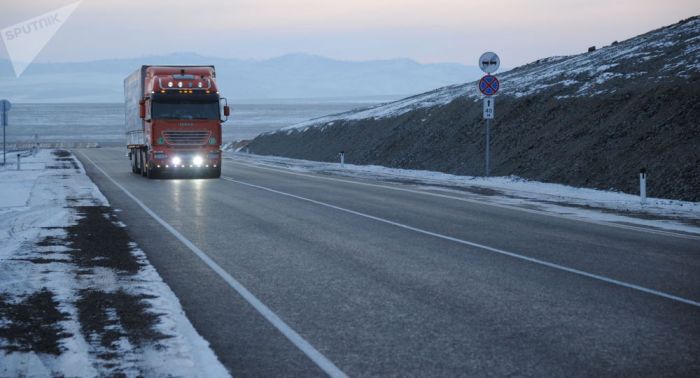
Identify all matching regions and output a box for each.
[478,75,500,96]
[476,52,500,177]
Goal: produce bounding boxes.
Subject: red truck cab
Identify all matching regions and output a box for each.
[125,65,230,178]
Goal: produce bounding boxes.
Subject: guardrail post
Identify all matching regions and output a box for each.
[16,153,20,171]
[640,168,647,205]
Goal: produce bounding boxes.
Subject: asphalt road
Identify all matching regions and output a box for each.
[76,147,700,377]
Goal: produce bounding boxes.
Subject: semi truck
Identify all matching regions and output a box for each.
[124,65,229,179]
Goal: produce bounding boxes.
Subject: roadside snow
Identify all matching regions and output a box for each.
[0,150,230,377]
[227,153,700,236]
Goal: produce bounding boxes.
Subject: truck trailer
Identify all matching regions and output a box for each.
[124,65,229,179]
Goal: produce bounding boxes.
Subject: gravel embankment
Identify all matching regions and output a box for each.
[247,17,700,201]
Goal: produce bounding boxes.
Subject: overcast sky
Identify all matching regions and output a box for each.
[1,0,698,67]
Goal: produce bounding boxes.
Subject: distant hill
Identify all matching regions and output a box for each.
[0,53,482,103]
[248,16,700,201]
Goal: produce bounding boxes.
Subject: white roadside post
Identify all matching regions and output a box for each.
[640,168,647,205]
[16,153,20,171]
[339,151,345,168]
[478,52,500,177]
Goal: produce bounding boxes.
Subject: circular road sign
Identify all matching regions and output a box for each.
[0,99,11,112]
[478,75,499,96]
[478,52,500,74]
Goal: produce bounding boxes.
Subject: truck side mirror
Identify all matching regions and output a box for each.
[219,97,229,122]
[139,99,146,119]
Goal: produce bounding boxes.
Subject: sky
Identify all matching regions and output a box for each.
[0,0,698,67]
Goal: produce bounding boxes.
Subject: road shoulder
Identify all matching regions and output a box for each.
[0,149,229,377]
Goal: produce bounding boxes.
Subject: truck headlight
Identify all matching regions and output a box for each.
[193,156,204,166]
[172,156,182,166]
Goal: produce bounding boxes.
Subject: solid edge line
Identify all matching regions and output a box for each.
[77,151,348,378]
[225,158,700,241]
[221,175,700,309]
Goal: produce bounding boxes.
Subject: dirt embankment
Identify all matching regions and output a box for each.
[248,77,700,201]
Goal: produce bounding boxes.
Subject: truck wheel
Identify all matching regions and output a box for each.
[140,150,148,177]
[208,166,221,179]
[133,149,141,174]
[130,150,139,173]
[147,167,159,179]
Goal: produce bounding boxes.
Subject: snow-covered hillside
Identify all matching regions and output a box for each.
[248,16,700,202]
[279,16,700,132]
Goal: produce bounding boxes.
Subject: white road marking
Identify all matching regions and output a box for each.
[225,158,700,241]
[221,175,700,309]
[78,151,348,378]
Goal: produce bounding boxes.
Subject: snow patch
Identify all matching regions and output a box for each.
[0,150,230,377]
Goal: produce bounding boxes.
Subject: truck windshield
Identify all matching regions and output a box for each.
[152,101,219,120]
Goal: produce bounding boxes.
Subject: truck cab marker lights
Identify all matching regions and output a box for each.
[126,66,226,179]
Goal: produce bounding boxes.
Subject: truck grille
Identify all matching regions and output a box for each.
[162,130,211,145]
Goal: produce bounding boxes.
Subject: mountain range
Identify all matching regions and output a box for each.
[0,53,482,102]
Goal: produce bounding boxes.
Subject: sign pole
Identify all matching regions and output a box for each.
[2,117,5,166]
[485,118,491,176]
[2,103,6,166]
[478,52,500,177]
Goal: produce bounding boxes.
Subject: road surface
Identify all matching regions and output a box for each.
[76,147,700,377]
